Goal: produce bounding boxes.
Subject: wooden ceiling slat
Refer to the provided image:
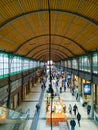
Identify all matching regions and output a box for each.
[0,38,16,51]
[72,16,88,26]
[66,21,88,38]
[39,0,48,9]
[67,44,84,55]
[0,25,12,35]
[19,40,75,57]
[0,0,20,21]
[41,12,49,34]
[61,0,80,11]
[32,50,67,59]
[0,17,5,26]
[79,1,98,22]
[0,24,25,46]
[18,0,39,12]
[75,25,98,44]
[0,0,97,61]
[55,13,73,35]
[26,13,47,35]
[12,18,33,39]
[50,0,58,9]
[36,52,63,61]
[51,12,57,34]
[84,37,98,51]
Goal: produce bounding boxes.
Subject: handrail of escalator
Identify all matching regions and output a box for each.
[12,109,30,130]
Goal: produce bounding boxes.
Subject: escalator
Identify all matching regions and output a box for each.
[0,107,29,130]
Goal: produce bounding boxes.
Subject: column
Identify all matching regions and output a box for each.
[81,79,85,99]
[91,84,94,118]
[21,68,24,101]
[95,85,98,104]
[78,77,82,100]
[71,74,74,88]
[7,54,11,108]
[95,85,98,111]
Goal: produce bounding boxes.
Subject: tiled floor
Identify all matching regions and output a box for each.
[17,78,98,130]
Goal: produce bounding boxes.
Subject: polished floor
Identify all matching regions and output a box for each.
[17,78,98,130]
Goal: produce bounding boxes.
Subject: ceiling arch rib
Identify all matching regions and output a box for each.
[39,55,61,62]
[32,51,66,61]
[35,53,63,62]
[0,2,97,62]
[15,34,86,54]
[33,54,63,62]
[32,49,66,60]
[0,9,97,30]
[37,53,63,62]
[35,51,64,61]
[25,43,75,56]
[31,48,69,59]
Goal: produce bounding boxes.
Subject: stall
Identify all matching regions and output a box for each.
[46,95,67,126]
[46,112,66,126]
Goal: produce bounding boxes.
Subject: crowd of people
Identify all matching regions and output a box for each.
[38,67,91,130]
[68,104,81,130]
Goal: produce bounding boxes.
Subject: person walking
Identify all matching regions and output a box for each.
[68,104,72,115]
[73,104,78,115]
[36,103,40,112]
[60,87,62,93]
[87,105,91,115]
[70,118,76,130]
[76,92,78,101]
[77,112,81,127]
[64,80,66,92]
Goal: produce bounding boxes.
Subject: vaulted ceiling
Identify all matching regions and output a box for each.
[0,0,98,62]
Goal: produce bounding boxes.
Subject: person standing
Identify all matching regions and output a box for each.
[77,112,81,127]
[70,118,76,130]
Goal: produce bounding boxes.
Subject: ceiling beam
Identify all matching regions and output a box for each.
[32,49,67,59]
[14,34,86,53]
[37,54,62,62]
[35,51,64,61]
[25,43,75,56]
[0,9,97,30]
[31,48,68,58]
[37,53,63,61]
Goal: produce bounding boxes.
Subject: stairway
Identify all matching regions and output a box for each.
[0,107,29,130]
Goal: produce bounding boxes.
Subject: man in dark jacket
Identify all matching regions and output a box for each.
[36,103,40,112]
[87,105,91,115]
[70,118,76,130]
[73,104,78,115]
[77,112,81,127]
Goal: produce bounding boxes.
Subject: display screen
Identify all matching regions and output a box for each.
[84,83,91,95]
[67,74,71,79]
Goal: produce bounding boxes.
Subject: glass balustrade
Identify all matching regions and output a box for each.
[0,107,29,130]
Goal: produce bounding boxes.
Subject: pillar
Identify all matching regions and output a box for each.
[78,77,82,99]
[7,54,11,108]
[81,79,85,99]
[91,84,94,118]
[72,74,75,87]
[95,85,98,104]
